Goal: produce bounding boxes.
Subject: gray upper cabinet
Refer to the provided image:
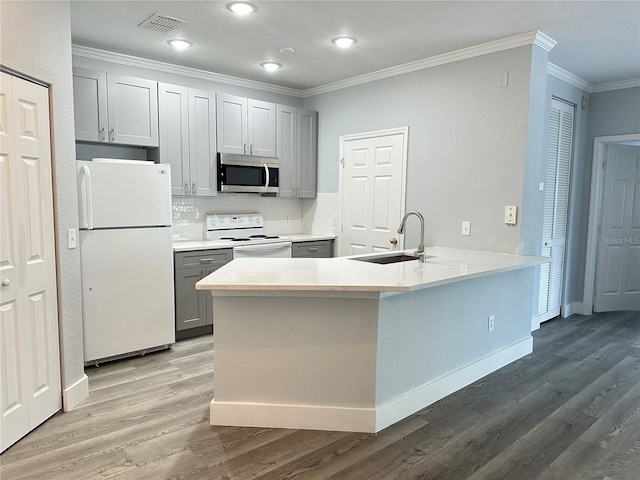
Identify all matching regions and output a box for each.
[72,67,159,147]
[277,105,317,198]
[216,93,276,157]
[158,83,217,196]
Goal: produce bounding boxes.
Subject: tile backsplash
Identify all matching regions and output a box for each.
[172,194,303,240]
[172,193,341,240]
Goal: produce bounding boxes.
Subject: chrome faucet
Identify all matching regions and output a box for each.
[397,211,426,262]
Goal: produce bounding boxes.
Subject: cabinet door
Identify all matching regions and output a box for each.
[298,110,317,198]
[248,99,276,157]
[216,93,247,155]
[175,266,207,331]
[72,67,108,142]
[276,105,297,197]
[107,74,159,146]
[189,89,217,196]
[158,83,190,195]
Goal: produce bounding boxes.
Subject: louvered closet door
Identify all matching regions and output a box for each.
[538,98,574,322]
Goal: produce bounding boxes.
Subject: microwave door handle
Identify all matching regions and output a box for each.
[264,164,269,188]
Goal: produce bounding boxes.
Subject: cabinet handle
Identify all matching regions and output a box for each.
[307,248,319,252]
[200,258,214,263]
[243,143,246,155]
[192,182,196,195]
[100,127,105,141]
[250,144,253,155]
[110,127,114,142]
[1,279,10,287]
[184,183,189,195]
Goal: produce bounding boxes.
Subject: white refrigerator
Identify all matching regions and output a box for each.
[78,159,175,363]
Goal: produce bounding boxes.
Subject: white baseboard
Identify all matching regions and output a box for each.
[210,337,533,433]
[563,302,586,317]
[374,337,533,432]
[211,401,377,433]
[62,374,89,411]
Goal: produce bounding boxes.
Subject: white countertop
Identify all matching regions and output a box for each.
[173,234,336,252]
[196,247,548,293]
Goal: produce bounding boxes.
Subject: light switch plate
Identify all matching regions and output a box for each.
[505,205,517,225]
[67,228,77,249]
[462,221,471,236]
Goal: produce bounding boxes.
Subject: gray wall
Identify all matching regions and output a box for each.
[0,1,85,397]
[303,45,546,255]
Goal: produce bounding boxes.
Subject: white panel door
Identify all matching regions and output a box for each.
[595,145,640,311]
[248,99,276,157]
[0,73,61,453]
[189,89,217,196]
[216,93,247,155]
[340,132,406,256]
[538,99,574,323]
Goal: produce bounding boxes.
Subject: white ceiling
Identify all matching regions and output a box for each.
[70,1,640,92]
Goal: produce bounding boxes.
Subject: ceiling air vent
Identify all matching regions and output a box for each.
[137,13,187,33]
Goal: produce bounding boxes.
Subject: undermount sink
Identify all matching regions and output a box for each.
[351,253,424,265]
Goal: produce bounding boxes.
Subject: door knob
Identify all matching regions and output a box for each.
[2,279,10,287]
[390,237,398,245]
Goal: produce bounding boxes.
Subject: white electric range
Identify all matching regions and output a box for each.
[205,213,292,259]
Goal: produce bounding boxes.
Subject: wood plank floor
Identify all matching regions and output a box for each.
[2,310,639,479]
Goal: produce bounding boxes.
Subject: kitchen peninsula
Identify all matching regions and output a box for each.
[196,247,548,433]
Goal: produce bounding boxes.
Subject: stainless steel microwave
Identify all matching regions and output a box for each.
[217,153,279,194]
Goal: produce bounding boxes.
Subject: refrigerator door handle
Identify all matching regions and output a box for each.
[81,165,94,229]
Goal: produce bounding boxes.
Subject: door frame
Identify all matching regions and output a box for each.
[338,126,409,255]
[583,133,640,314]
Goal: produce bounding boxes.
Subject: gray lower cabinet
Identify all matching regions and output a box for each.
[292,239,334,258]
[174,248,232,339]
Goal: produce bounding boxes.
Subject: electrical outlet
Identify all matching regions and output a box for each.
[488,315,495,332]
[67,229,77,249]
[462,221,471,236]
[284,212,290,222]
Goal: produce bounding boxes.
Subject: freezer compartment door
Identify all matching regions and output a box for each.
[78,159,172,229]
[80,227,175,362]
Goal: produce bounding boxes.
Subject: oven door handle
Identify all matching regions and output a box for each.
[233,242,291,253]
[264,163,270,189]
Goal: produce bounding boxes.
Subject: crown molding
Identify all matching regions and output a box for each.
[590,77,640,93]
[547,62,593,92]
[75,34,637,99]
[302,31,554,97]
[71,45,304,98]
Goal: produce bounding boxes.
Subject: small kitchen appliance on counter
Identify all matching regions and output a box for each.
[205,213,292,258]
[77,159,175,364]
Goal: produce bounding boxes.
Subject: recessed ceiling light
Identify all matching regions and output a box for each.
[332,36,357,48]
[227,2,257,15]
[168,39,192,51]
[261,62,282,72]
[279,47,295,54]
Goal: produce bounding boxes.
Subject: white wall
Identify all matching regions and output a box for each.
[303,45,547,255]
[0,1,86,404]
